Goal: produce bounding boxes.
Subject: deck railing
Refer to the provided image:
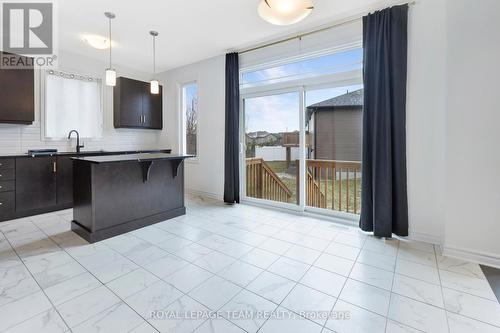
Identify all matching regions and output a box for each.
[305,170,326,208]
[305,159,362,214]
[246,158,293,203]
[246,158,361,214]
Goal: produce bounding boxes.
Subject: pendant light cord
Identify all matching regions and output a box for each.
[108,17,112,68]
[153,35,156,75]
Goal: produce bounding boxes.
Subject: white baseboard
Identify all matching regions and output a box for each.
[442,245,500,269]
[185,188,223,202]
[408,231,441,245]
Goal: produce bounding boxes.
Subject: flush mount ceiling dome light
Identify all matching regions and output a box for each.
[258,0,314,26]
[82,34,111,50]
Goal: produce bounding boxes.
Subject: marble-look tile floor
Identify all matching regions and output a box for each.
[1,195,499,333]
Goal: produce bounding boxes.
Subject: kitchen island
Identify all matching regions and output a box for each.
[71,153,191,243]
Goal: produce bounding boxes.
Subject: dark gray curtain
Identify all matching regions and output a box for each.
[224,53,240,204]
[360,5,409,237]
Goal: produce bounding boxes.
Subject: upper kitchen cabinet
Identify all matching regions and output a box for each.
[0,52,35,124]
[113,76,163,129]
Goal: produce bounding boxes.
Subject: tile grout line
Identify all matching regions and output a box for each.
[384,238,400,332]
[320,232,365,332]
[434,244,452,333]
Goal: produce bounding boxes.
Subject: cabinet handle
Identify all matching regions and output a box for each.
[0,202,2,206]
[143,115,146,124]
[53,162,57,173]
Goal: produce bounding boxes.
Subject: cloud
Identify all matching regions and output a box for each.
[245,92,299,133]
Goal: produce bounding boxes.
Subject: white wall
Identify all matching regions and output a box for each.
[406,0,447,244]
[157,56,226,199]
[0,50,162,155]
[443,0,500,265]
[154,0,500,265]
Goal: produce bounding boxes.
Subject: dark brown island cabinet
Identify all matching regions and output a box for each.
[0,52,35,124]
[113,76,163,129]
[0,150,171,222]
[71,153,191,243]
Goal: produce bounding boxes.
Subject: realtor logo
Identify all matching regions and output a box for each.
[2,2,53,54]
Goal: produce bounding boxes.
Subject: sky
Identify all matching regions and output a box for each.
[243,48,363,134]
[184,82,198,107]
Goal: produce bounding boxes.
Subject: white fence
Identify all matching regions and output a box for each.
[255,146,300,161]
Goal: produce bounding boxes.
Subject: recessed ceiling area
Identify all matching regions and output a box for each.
[59,0,393,73]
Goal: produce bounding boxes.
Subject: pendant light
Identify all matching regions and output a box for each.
[150,31,159,94]
[258,0,314,26]
[104,12,116,86]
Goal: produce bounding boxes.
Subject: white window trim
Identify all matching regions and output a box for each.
[178,80,200,163]
[40,68,104,141]
[240,41,362,77]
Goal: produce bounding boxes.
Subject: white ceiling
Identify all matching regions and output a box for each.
[58,0,394,73]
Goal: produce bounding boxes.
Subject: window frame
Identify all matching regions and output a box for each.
[239,45,363,223]
[239,41,362,93]
[179,80,199,162]
[40,68,104,141]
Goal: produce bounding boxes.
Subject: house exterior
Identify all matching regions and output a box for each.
[306,89,363,162]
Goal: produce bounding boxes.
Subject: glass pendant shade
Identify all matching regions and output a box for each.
[150,80,159,94]
[258,0,314,26]
[105,69,116,86]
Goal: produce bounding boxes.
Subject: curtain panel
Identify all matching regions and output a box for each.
[224,53,240,204]
[360,5,409,237]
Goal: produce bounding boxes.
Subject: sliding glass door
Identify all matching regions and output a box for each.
[305,85,363,215]
[240,46,363,218]
[243,91,301,207]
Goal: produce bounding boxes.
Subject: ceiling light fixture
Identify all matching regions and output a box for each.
[82,34,110,50]
[104,12,116,86]
[149,31,159,94]
[258,0,314,26]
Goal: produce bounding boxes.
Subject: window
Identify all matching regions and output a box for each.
[241,48,362,89]
[44,70,102,139]
[182,82,198,156]
[241,46,364,217]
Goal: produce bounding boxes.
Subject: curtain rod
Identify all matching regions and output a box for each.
[238,1,416,55]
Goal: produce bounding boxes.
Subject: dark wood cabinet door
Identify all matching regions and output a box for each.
[56,156,74,205]
[0,52,34,124]
[15,157,57,212]
[142,84,163,129]
[113,77,144,128]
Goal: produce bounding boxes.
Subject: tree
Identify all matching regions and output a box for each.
[186,97,198,155]
[186,97,197,136]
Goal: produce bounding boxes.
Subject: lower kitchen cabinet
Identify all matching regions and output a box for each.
[15,156,57,212]
[0,192,15,219]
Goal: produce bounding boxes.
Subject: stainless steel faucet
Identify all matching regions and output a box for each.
[67,130,84,154]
